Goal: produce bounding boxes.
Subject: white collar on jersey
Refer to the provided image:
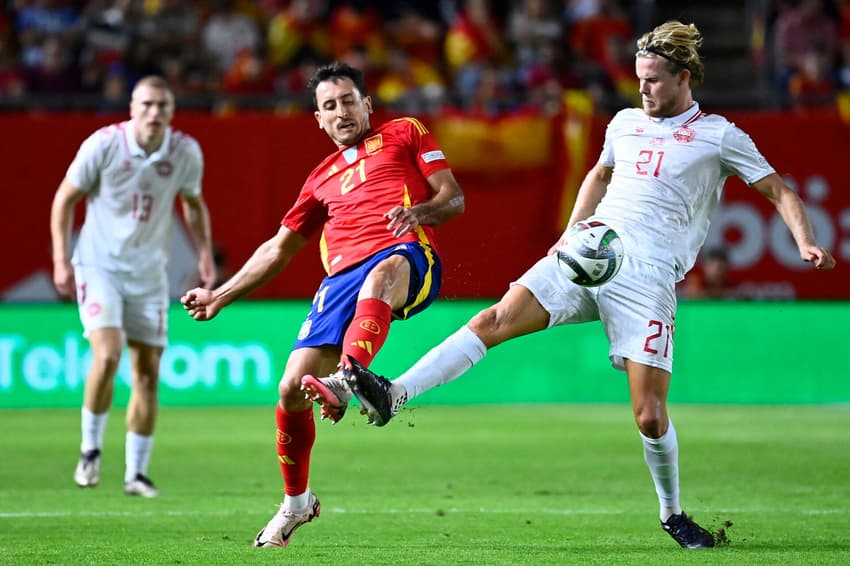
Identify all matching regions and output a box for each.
[125,119,173,160]
[648,101,702,126]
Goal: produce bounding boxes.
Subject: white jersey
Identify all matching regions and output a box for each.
[590,103,774,280]
[67,120,203,273]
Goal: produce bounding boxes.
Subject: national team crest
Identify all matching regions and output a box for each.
[673,127,696,143]
[155,161,174,177]
[364,134,383,155]
[359,320,381,334]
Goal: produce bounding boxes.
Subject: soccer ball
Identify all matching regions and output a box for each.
[555,221,624,287]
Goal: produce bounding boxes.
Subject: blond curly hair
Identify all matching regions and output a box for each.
[636,21,704,86]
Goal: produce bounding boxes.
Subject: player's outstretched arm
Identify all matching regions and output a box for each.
[752,173,836,270]
[384,168,465,237]
[180,226,308,321]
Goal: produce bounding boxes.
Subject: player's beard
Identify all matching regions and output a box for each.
[643,96,675,118]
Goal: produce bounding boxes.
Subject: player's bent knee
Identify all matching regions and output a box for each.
[278,375,311,407]
[132,373,159,393]
[467,308,508,347]
[634,411,667,438]
[278,376,294,398]
[90,351,121,376]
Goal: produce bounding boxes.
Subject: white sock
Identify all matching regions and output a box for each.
[397,325,487,399]
[80,407,108,453]
[283,489,311,512]
[641,420,682,521]
[125,431,154,482]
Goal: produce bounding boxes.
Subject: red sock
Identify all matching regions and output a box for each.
[341,298,392,366]
[275,402,315,496]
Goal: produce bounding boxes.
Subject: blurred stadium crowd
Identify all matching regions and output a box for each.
[768,0,850,111]
[0,0,848,115]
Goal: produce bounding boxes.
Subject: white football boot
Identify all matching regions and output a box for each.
[73,449,101,487]
[254,492,321,547]
[124,473,160,498]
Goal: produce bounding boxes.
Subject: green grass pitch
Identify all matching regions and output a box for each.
[1,404,849,565]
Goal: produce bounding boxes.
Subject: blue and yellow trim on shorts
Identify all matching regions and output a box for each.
[292,237,441,350]
[400,184,438,319]
[292,185,441,350]
[316,183,439,317]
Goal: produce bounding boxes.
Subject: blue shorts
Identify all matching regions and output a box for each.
[292,242,442,350]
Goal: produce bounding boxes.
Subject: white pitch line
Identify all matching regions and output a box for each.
[0,507,847,519]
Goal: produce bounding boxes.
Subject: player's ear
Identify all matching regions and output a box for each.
[364,96,373,114]
[314,110,323,129]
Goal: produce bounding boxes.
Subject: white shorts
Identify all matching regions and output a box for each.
[74,265,169,347]
[512,254,677,373]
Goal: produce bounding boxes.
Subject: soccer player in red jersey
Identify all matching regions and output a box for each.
[180,62,464,547]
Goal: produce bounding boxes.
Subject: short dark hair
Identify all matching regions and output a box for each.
[307,62,367,110]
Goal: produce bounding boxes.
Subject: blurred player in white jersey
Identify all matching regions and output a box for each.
[50,75,216,497]
[310,21,836,548]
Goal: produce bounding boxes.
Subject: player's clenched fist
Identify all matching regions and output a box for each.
[181,288,220,321]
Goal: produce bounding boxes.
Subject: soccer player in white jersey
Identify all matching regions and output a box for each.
[50,75,216,497]
[309,21,836,548]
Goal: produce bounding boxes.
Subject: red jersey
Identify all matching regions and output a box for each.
[282,117,450,275]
